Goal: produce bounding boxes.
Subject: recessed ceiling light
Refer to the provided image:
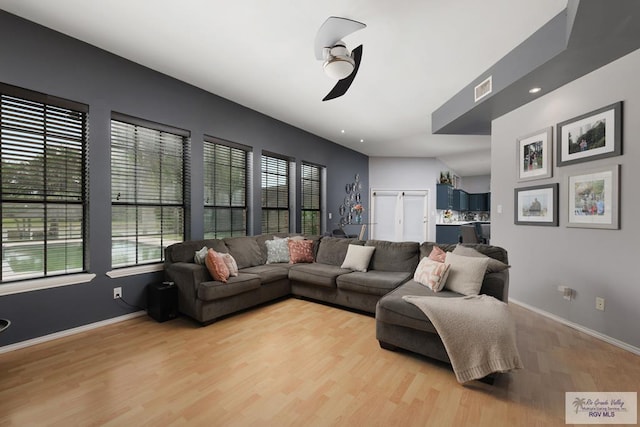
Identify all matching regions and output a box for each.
[341,129,345,134]
[360,139,364,143]
[529,87,542,94]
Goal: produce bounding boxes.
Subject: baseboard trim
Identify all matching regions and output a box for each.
[509,298,640,356]
[0,311,147,354]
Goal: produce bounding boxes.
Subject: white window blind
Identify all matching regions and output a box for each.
[203,137,248,238]
[1,83,88,282]
[301,162,322,235]
[110,114,187,268]
[261,153,290,233]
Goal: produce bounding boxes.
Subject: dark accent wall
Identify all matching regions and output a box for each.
[0,11,368,346]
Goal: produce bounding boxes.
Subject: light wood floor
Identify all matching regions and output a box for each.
[1,299,638,427]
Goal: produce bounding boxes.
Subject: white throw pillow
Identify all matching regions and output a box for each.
[414,257,451,292]
[444,252,490,296]
[222,253,239,276]
[265,238,290,263]
[341,244,376,272]
[194,246,208,265]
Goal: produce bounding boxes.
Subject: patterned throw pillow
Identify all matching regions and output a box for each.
[414,257,451,292]
[205,249,230,283]
[428,245,447,263]
[194,246,208,265]
[222,253,239,276]
[265,238,290,264]
[288,239,314,264]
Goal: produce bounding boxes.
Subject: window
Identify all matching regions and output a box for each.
[261,153,290,233]
[301,162,323,235]
[111,113,188,268]
[1,83,88,282]
[203,137,248,238]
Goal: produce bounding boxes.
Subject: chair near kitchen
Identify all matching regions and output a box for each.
[459,225,482,243]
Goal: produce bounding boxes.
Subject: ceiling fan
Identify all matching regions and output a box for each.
[314,16,366,101]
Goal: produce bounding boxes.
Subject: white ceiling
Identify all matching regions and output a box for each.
[0,0,567,176]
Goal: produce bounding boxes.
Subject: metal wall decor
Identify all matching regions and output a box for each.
[338,173,364,225]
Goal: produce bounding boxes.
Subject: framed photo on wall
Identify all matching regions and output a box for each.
[567,164,620,229]
[557,102,622,167]
[517,127,553,182]
[514,183,559,226]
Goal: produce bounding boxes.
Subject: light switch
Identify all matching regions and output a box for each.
[497,204,503,214]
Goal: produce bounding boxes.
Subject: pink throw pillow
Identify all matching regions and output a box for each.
[288,239,314,264]
[205,249,230,283]
[414,257,451,292]
[428,245,447,263]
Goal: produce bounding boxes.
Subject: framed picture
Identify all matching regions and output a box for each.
[517,127,553,181]
[567,164,620,229]
[557,101,622,166]
[514,183,559,226]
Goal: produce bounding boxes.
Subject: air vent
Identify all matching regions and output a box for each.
[474,76,492,102]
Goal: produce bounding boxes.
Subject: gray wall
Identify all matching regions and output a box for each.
[0,11,368,346]
[460,175,491,193]
[491,48,640,349]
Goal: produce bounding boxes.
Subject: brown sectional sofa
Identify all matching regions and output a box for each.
[164,234,509,374]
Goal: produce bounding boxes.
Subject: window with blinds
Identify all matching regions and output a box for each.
[203,137,248,238]
[1,83,88,282]
[301,162,322,235]
[111,114,187,268]
[261,153,290,234]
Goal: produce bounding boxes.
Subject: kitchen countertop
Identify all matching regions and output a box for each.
[436,221,490,226]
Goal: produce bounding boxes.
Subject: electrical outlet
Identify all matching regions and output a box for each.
[596,297,605,311]
[113,287,122,299]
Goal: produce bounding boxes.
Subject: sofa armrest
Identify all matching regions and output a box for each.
[166,262,210,301]
[480,269,509,302]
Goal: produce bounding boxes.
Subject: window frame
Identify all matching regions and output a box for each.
[261,151,291,234]
[203,136,250,239]
[300,161,324,235]
[110,112,189,270]
[1,82,90,286]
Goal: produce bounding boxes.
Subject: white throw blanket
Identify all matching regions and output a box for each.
[403,294,523,383]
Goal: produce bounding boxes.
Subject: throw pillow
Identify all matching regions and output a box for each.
[194,246,208,265]
[340,244,376,272]
[452,245,510,273]
[265,238,290,264]
[205,249,230,283]
[414,257,451,292]
[443,252,489,296]
[428,245,447,263]
[288,239,314,264]
[222,253,239,277]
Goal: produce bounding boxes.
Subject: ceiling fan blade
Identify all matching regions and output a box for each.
[314,17,366,60]
[323,44,363,101]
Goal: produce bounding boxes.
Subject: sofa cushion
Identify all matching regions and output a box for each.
[223,236,263,269]
[222,253,239,277]
[166,239,228,263]
[288,239,315,263]
[239,264,290,284]
[315,237,363,266]
[289,263,352,288]
[265,238,290,264]
[443,252,489,296]
[341,244,376,272]
[197,273,261,301]
[452,244,510,273]
[337,270,412,296]
[365,240,420,272]
[204,249,230,283]
[413,257,450,292]
[375,280,463,333]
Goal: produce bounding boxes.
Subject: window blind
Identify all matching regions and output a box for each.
[261,153,290,233]
[1,84,88,282]
[301,162,322,235]
[203,137,248,238]
[111,115,186,268]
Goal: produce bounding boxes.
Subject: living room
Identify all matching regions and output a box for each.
[1,1,640,425]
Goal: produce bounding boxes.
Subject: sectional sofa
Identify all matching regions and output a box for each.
[164,234,509,371]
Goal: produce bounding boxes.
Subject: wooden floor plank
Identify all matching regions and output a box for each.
[1,298,639,426]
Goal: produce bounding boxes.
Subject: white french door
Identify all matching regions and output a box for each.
[370,190,429,242]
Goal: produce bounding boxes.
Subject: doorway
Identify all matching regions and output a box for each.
[369,190,429,242]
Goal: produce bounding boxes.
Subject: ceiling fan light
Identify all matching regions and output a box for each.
[323,55,355,80]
